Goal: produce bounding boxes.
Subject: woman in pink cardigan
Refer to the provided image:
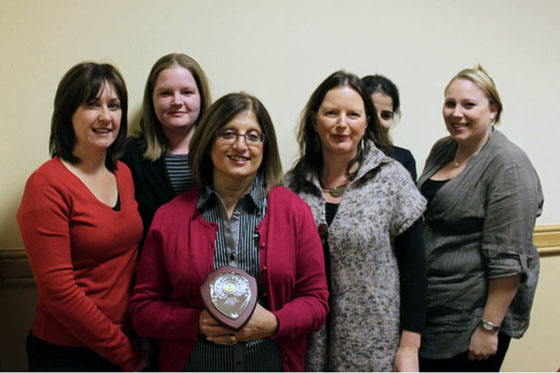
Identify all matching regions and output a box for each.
[130,92,329,371]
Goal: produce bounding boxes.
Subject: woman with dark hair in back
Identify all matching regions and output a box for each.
[130,92,329,372]
[286,70,427,371]
[362,74,417,180]
[17,62,147,371]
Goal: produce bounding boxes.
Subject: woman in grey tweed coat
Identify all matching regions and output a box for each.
[286,71,427,371]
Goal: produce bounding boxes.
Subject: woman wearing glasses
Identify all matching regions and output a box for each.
[130,92,329,372]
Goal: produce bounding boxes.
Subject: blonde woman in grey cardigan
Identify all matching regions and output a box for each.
[417,66,543,372]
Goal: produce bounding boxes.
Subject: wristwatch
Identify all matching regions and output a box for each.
[479,319,501,332]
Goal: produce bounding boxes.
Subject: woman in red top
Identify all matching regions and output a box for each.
[17,62,148,371]
[130,92,329,371]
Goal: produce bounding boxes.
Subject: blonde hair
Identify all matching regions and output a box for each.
[445,64,503,124]
[136,53,211,160]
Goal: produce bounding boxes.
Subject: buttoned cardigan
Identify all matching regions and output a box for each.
[130,185,329,372]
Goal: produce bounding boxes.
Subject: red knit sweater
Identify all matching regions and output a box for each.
[130,185,329,372]
[17,158,143,371]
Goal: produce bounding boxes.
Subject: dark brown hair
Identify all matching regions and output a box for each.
[49,62,128,171]
[188,92,283,193]
[290,70,391,192]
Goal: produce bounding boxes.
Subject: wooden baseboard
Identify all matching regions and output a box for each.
[1,224,560,279]
[534,224,560,257]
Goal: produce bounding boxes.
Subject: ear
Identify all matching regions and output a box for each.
[489,103,498,120]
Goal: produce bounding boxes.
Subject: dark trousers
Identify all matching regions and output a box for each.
[419,332,511,372]
[26,331,121,372]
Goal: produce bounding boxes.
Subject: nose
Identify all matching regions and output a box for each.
[335,114,348,129]
[232,134,249,149]
[451,105,463,118]
[171,92,182,105]
[98,106,111,122]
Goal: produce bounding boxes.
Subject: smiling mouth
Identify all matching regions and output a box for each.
[93,128,111,133]
[228,155,250,161]
[333,134,349,140]
[452,122,469,129]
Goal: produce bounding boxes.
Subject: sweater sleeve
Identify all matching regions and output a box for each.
[482,159,543,278]
[129,206,203,341]
[16,170,141,371]
[271,198,330,339]
[394,218,427,333]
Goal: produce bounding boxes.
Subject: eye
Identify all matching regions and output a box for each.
[464,102,476,108]
[182,90,193,95]
[246,131,262,142]
[159,90,171,96]
[444,100,456,108]
[86,100,100,108]
[349,111,361,119]
[380,111,393,120]
[221,129,237,140]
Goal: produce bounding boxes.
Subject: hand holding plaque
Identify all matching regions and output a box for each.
[200,266,258,331]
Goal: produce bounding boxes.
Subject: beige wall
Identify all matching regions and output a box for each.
[1,0,558,370]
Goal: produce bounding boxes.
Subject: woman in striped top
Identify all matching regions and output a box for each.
[122,53,211,243]
[130,92,329,371]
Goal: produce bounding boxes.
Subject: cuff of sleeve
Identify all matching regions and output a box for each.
[486,247,527,278]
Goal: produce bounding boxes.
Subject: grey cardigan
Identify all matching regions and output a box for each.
[417,130,543,359]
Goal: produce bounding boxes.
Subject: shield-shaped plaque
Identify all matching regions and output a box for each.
[200,266,258,331]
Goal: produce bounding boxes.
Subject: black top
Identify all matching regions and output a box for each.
[419,178,448,207]
[389,145,417,181]
[121,137,177,246]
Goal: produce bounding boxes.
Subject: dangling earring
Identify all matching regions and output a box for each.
[358,137,364,155]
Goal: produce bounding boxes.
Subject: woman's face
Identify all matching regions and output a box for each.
[152,66,201,136]
[211,110,264,186]
[443,78,497,145]
[371,92,394,132]
[72,81,121,156]
[314,86,368,158]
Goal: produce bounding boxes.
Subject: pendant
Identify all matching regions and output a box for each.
[324,184,348,198]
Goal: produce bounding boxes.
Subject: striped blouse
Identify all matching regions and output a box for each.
[184,174,283,371]
[164,153,196,195]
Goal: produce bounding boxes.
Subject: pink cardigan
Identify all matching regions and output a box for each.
[130,185,329,371]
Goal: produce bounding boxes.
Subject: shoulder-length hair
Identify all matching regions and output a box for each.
[49,62,128,171]
[137,53,211,160]
[290,70,391,192]
[445,64,503,124]
[188,92,283,193]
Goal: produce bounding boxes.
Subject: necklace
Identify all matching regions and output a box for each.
[322,183,348,198]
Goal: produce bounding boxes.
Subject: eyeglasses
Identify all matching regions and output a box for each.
[216,129,265,146]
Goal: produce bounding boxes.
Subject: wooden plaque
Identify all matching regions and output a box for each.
[200,266,257,331]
